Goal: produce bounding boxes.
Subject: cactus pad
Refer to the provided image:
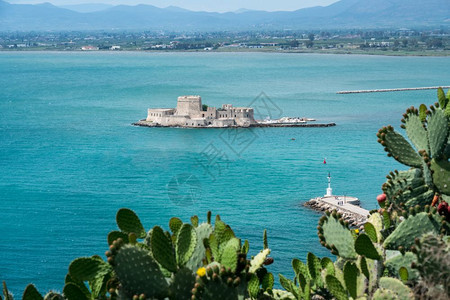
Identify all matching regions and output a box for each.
[307,252,323,287]
[169,267,196,300]
[427,108,448,158]
[150,226,177,272]
[176,223,197,267]
[378,277,413,299]
[186,223,213,270]
[169,217,183,235]
[113,245,168,298]
[319,213,357,259]
[325,275,347,300]
[321,257,335,277]
[383,212,441,250]
[292,258,311,281]
[430,158,450,195]
[249,248,270,273]
[261,273,274,291]
[63,283,88,300]
[68,257,111,282]
[363,222,378,243]
[404,113,429,153]
[107,231,129,245]
[384,251,418,280]
[220,238,240,272]
[23,284,43,300]
[378,127,422,168]
[372,288,399,300]
[343,261,358,299]
[116,208,146,238]
[355,233,381,260]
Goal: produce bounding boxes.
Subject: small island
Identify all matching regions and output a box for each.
[133,95,336,128]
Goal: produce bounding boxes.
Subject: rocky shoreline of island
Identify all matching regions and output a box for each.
[132,120,336,128]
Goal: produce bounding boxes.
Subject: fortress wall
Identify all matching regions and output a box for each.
[160,115,190,127]
[212,119,236,127]
[146,109,175,122]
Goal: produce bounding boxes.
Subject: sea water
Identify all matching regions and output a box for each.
[0,52,448,294]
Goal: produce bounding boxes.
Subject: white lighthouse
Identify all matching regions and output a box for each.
[325,172,333,197]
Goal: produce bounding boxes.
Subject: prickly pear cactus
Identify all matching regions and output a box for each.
[378,88,450,211]
[108,240,169,299]
[22,284,44,300]
[383,209,442,250]
[192,264,247,300]
[317,210,357,259]
[411,233,450,299]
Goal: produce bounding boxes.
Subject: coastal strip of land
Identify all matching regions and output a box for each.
[337,86,450,94]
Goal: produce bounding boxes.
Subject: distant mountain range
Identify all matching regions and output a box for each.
[0,0,448,31]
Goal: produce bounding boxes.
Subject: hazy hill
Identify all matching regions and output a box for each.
[0,0,448,31]
[59,3,114,13]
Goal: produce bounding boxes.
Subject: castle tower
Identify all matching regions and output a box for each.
[175,95,202,116]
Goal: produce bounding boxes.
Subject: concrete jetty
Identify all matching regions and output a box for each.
[337,86,450,94]
[304,173,370,227]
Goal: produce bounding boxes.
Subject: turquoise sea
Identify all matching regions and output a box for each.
[0,52,448,295]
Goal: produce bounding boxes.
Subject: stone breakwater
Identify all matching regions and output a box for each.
[133,120,336,128]
[337,86,450,94]
[304,199,369,227]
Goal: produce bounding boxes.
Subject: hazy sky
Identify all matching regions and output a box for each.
[6,0,340,12]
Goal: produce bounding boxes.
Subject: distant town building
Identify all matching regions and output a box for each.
[81,45,99,51]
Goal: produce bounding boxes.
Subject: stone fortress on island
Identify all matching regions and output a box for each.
[134,95,336,128]
[146,95,256,127]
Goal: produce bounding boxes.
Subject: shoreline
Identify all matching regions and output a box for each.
[132,120,336,128]
[1,48,449,57]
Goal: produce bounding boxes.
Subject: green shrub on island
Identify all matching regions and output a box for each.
[3,88,450,300]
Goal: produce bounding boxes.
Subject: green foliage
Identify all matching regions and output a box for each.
[176,223,197,266]
[385,251,418,280]
[325,275,347,300]
[22,284,43,300]
[318,211,357,258]
[113,244,168,298]
[343,262,358,299]
[378,89,450,217]
[151,225,177,272]
[62,283,88,300]
[412,233,450,299]
[355,234,381,260]
[115,208,146,238]
[383,211,441,250]
[378,277,413,299]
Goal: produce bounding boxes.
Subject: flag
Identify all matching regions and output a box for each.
[323,158,327,164]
